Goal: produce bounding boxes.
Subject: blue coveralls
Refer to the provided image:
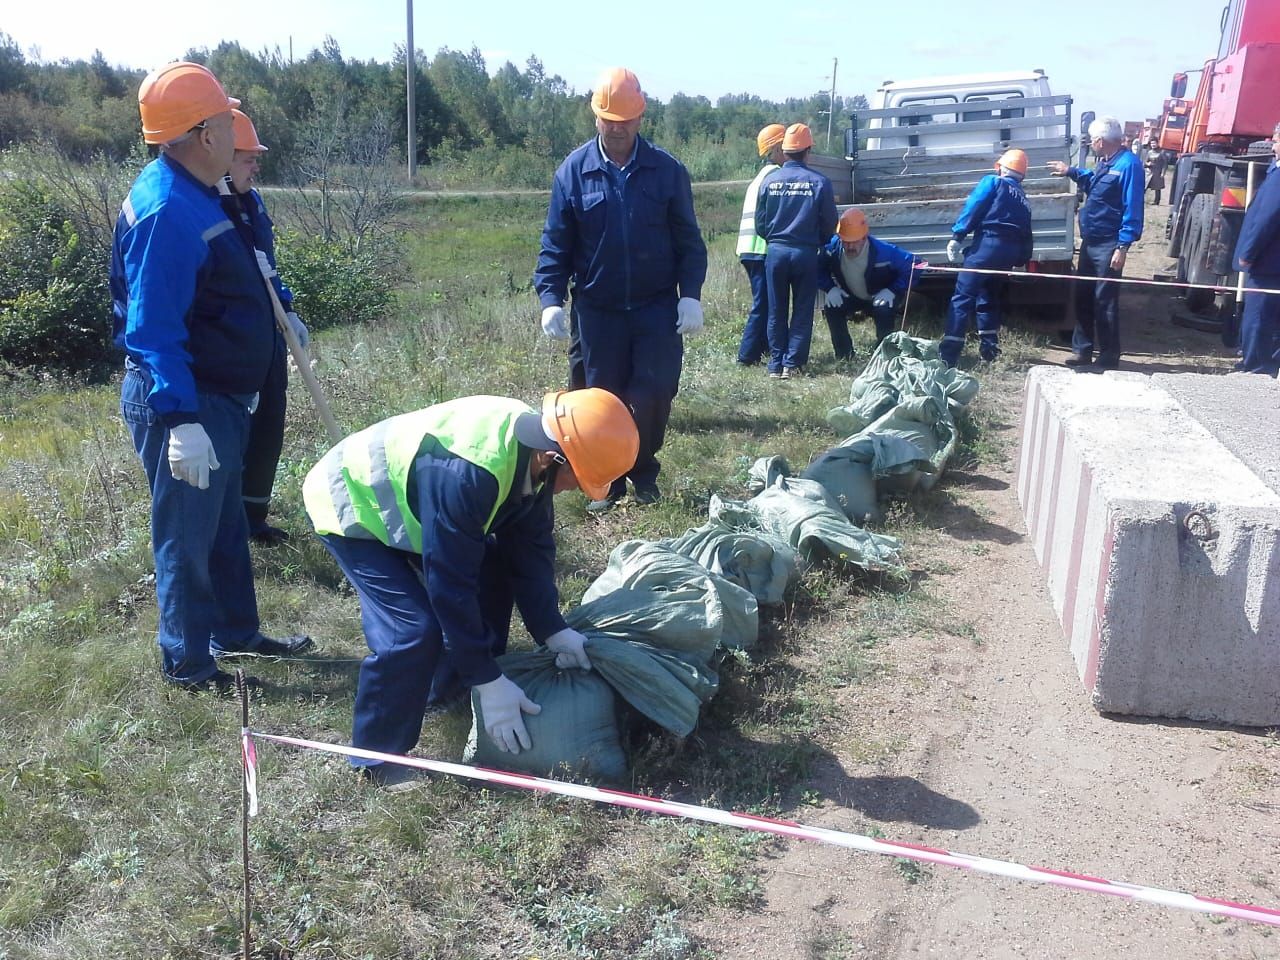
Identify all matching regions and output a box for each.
[220,184,293,535]
[755,160,838,373]
[110,155,278,684]
[1234,160,1280,377]
[942,174,1034,366]
[320,444,568,765]
[817,234,916,357]
[535,136,707,497]
[1066,150,1145,367]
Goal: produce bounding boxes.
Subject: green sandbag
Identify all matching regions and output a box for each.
[801,432,934,524]
[578,540,758,651]
[464,649,627,782]
[663,521,799,606]
[586,635,717,736]
[710,489,906,575]
[861,395,956,494]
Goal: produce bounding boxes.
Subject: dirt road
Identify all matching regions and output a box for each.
[698,205,1278,958]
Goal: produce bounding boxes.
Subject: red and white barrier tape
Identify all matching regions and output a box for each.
[914,262,1280,297]
[244,730,1280,929]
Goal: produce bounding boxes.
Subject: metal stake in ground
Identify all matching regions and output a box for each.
[236,670,252,960]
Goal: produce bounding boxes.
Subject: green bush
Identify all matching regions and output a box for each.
[0,180,112,373]
[275,229,398,331]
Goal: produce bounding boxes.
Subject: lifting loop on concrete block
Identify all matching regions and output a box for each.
[1182,509,1217,542]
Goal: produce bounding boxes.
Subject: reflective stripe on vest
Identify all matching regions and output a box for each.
[736,163,778,256]
[303,396,532,552]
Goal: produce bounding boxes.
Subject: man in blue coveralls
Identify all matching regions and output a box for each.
[818,207,916,360]
[755,122,838,378]
[303,388,639,786]
[534,67,708,512]
[111,62,312,694]
[941,148,1034,366]
[1233,122,1280,377]
[1050,116,1145,371]
[218,108,310,545]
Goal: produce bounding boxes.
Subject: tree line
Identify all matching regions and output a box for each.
[0,34,866,184]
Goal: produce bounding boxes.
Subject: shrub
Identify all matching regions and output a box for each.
[0,179,112,373]
[275,229,398,331]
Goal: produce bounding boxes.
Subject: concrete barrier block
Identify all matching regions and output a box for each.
[1016,366,1280,726]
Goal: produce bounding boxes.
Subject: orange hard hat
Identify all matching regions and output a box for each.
[756,123,786,156]
[837,208,869,242]
[543,388,639,501]
[231,109,268,153]
[138,61,239,145]
[782,122,813,152]
[996,148,1028,176]
[591,67,645,122]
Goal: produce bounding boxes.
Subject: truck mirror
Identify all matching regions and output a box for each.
[844,126,855,158]
[1080,111,1095,136]
[1170,73,1187,99]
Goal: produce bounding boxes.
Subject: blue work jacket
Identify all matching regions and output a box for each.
[754,160,838,248]
[408,442,568,686]
[221,184,293,309]
[1068,149,1145,246]
[818,235,916,298]
[110,155,275,426]
[534,136,707,311]
[953,174,1033,250]
[1235,161,1280,277]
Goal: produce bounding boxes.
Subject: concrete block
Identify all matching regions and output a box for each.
[1016,366,1280,726]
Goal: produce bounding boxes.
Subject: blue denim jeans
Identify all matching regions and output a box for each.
[121,369,260,683]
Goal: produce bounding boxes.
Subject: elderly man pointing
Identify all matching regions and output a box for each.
[534,67,708,512]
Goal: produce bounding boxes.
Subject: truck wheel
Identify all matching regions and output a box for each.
[1182,194,1216,312]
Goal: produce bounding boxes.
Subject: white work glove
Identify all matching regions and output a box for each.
[947,239,964,264]
[545,627,592,671]
[475,674,541,754]
[824,287,847,309]
[285,311,309,349]
[675,297,704,336]
[541,304,568,340]
[872,288,896,309]
[167,422,220,490]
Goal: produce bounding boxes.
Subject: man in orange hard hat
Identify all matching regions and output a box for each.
[303,389,639,785]
[534,67,708,512]
[817,208,918,360]
[754,122,838,378]
[941,148,1034,366]
[110,63,311,695]
[217,108,308,545]
[735,123,786,366]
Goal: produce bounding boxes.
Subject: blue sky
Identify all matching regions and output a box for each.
[8,0,1220,124]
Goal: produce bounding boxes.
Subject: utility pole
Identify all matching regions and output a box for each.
[827,58,838,150]
[406,0,417,180]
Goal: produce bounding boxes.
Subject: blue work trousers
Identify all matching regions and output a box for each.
[942,233,1022,366]
[822,296,895,359]
[737,258,769,364]
[765,244,819,372]
[242,334,287,533]
[320,534,516,765]
[575,297,683,490]
[121,368,260,684]
[1240,275,1280,376]
[1073,240,1122,365]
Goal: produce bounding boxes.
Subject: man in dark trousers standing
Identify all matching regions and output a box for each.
[755,123,838,379]
[1233,123,1280,377]
[1049,116,1145,371]
[534,67,707,512]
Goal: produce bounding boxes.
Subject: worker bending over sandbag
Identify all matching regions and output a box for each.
[303,389,638,787]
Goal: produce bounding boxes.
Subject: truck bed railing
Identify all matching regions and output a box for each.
[851,94,1073,123]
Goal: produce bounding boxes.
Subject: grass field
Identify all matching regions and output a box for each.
[0,184,1046,959]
